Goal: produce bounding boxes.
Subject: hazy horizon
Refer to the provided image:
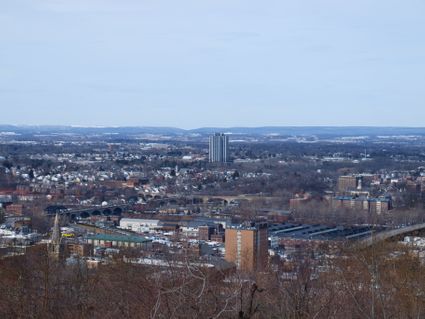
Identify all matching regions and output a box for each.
[2,124,425,131]
[1,0,425,128]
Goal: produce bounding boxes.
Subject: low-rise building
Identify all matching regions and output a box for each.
[119,218,160,233]
[67,243,92,257]
[331,196,392,214]
[86,234,152,249]
[5,204,24,216]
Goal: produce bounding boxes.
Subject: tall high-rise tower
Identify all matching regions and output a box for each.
[209,133,229,163]
[48,213,64,260]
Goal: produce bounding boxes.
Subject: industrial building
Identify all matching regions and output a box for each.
[86,234,152,249]
[268,222,384,248]
[119,218,160,233]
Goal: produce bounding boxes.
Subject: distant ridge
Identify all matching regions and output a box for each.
[1,125,425,137]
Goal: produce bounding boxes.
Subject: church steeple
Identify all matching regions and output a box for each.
[51,213,61,245]
[48,213,63,260]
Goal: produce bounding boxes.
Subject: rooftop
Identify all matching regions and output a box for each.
[86,234,151,244]
[269,223,386,241]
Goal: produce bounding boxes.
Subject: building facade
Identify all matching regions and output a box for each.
[337,175,361,192]
[86,234,152,249]
[331,196,392,214]
[67,243,92,257]
[225,222,268,271]
[119,218,160,233]
[198,225,214,241]
[209,133,229,163]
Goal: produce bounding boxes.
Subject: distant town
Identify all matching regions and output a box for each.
[1,125,425,317]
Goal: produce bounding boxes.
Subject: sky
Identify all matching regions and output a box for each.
[1,0,425,128]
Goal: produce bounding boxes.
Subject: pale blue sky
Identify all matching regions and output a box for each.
[1,0,424,128]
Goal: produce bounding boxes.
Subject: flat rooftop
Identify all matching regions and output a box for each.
[86,234,151,244]
[269,223,385,241]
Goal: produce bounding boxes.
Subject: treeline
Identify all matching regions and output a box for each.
[0,243,424,318]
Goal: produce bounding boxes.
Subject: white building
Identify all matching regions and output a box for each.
[119,218,161,233]
[180,226,199,238]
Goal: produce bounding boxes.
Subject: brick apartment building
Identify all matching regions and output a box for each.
[225,222,268,271]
